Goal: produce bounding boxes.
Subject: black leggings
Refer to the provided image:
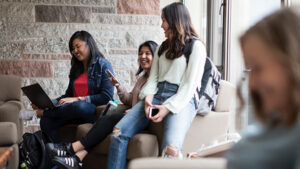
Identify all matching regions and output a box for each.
[79,113,125,152]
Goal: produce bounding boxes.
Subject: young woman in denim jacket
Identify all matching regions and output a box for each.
[32,31,114,142]
[106,3,207,169]
[43,41,158,169]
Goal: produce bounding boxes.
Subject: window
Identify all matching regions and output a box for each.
[184,0,207,44]
[231,0,289,130]
[186,0,291,131]
[185,0,230,79]
[207,0,230,80]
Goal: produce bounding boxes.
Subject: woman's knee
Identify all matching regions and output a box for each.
[39,117,49,131]
[112,127,122,137]
[162,145,183,158]
[40,117,58,134]
[110,127,129,142]
[73,101,96,114]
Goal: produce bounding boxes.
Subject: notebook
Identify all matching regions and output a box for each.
[21,83,58,109]
[196,140,236,157]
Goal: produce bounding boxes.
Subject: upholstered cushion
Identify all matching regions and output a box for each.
[76,123,159,159]
[0,101,23,120]
[128,157,227,169]
[0,122,18,145]
[0,75,22,102]
[127,133,159,159]
[76,123,93,141]
[95,104,130,117]
[214,80,235,112]
[182,112,230,155]
[0,101,24,141]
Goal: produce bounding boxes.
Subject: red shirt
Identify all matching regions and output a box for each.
[73,74,89,97]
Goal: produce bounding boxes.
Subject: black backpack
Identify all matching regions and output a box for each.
[183,38,222,115]
[19,131,53,169]
[158,38,221,116]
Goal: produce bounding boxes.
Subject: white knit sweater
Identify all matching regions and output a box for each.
[139,40,206,114]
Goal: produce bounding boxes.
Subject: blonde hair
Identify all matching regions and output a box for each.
[239,8,300,126]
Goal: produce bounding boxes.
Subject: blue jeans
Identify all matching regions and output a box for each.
[106,82,197,169]
[40,101,97,142]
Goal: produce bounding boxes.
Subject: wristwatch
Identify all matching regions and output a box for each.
[78,96,85,101]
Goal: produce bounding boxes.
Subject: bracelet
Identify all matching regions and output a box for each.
[78,96,85,101]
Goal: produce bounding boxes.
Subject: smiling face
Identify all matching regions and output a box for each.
[161,14,170,39]
[242,35,290,115]
[72,38,90,63]
[138,46,153,71]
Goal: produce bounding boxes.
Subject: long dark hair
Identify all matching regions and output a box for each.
[68,31,104,79]
[136,41,158,76]
[159,2,198,60]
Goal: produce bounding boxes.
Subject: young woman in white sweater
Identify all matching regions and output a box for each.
[106,3,207,169]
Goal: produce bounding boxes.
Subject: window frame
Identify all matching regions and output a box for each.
[206,0,231,80]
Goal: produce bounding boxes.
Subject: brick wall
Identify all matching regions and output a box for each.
[0,0,162,110]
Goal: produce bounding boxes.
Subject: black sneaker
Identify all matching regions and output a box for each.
[52,156,82,169]
[46,143,74,158]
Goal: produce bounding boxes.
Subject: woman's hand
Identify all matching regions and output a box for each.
[31,104,39,110]
[144,95,154,118]
[58,97,79,105]
[108,75,120,88]
[31,104,44,118]
[187,152,199,158]
[150,105,170,123]
[36,109,44,118]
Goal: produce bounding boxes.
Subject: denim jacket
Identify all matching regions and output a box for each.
[55,56,114,106]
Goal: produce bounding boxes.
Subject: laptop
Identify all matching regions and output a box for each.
[21,83,58,109]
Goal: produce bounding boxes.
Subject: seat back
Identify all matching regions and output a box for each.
[181,80,235,155]
[0,75,22,102]
[214,80,236,112]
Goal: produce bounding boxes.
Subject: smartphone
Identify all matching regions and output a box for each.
[105,69,119,83]
[149,107,159,118]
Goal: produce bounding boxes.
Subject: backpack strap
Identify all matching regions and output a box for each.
[183,37,201,64]
[33,131,48,169]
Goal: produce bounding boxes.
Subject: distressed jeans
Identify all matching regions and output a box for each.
[106,81,197,169]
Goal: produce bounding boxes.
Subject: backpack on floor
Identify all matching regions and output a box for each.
[183,38,222,116]
[19,130,53,169]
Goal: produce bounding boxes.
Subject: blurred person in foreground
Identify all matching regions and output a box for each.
[226,7,300,169]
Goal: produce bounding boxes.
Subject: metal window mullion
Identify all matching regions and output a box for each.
[281,0,291,7]
[206,0,213,59]
[222,0,231,81]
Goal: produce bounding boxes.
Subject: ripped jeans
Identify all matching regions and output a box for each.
[106,81,197,169]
